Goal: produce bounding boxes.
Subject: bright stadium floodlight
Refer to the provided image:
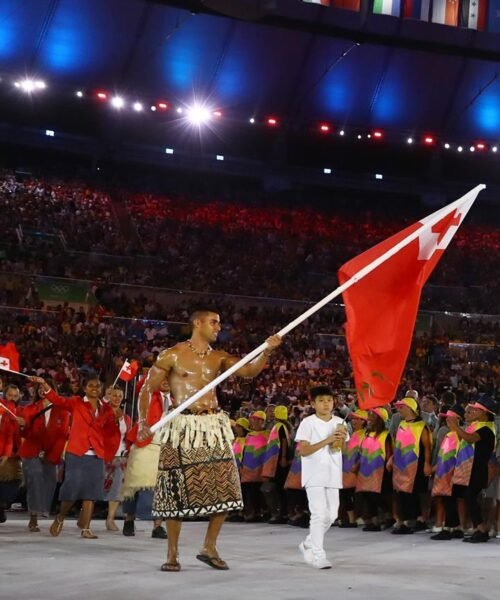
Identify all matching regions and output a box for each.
[249,117,255,124]
[407,137,413,144]
[493,146,498,153]
[111,96,125,109]
[216,155,224,161]
[186,103,211,126]
[444,143,450,149]
[132,102,143,112]
[165,148,174,155]
[45,129,54,137]
[375,173,383,180]
[323,168,332,174]
[457,146,463,152]
[15,78,46,93]
[76,90,84,98]
[339,130,345,136]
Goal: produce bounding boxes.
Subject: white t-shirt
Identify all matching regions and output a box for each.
[295,414,348,489]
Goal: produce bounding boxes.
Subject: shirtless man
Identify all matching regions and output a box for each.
[138,310,281,571]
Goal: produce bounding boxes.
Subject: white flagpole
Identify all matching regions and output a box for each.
[131,376,137,422]
[0,400,18,419]
[151,185,484,434]
[0,366,30,378]
[112,358,128,388]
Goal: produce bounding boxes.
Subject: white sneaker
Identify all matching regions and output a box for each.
[496,531,500,540]
[430,526,442,534]
[299,541,313,565]
[311,552,332,570]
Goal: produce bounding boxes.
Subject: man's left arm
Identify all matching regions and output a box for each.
[223,335,282,378]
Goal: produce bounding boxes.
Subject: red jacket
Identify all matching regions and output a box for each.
[18,400,71,464]
[0,400,21,458]
[103,413,131,463]
[45,389,117,459]
[126,390,167,449]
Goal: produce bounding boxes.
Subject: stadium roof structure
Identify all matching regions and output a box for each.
[1,0,500,142]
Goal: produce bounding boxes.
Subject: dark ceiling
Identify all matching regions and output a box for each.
[1,0,500,142]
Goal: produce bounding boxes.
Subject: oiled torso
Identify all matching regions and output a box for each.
[158,343,229,413]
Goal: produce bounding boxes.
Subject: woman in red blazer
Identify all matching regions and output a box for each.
[18,380,71,532]
[0,384,23,523]
[29,376,118,539]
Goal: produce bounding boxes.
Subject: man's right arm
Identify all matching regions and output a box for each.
[137,352,173,441]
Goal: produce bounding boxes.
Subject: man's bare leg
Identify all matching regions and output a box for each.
[198,512,228,567]
[165,518,182,567]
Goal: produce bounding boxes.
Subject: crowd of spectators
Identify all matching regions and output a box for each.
[0,172,119,253]
[0,298,497,418]
[0,172,499,314]
[0,169,498,412]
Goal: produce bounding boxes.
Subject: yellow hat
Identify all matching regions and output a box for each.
[274,405,288,421]
[251,411,267,421]
[349,409,368,421]
[235,417,250,431]
[394,397,419,414]
[371,407,389,423]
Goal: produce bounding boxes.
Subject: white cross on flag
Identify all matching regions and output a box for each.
[338,184,484,409]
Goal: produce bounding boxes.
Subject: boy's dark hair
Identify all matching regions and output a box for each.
[310,385,333,401]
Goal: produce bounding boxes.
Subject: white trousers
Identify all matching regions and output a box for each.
[305,487,340,554]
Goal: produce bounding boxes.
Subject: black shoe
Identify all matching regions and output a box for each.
[122,520,135,537]
[451,529,464,539]
[414,520,427,532]
[382,518,396,530]
[362,524,381,532]
[431,530,452,541]
[0,508,6,523]
[152,525,167,539]
[392,524,414,535]
[338,522,358,528]
[463,531,489,544]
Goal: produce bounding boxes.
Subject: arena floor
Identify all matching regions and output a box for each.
[1,516,498,600]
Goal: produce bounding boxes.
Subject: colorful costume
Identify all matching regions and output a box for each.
[393,419,427,493]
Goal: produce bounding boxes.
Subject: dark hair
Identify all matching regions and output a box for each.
[83,378,103,390]
[310,385,333,400]
[441,391,456,405]
[370,416,386,435]
[4,384,20,394]
[189,310,218,327]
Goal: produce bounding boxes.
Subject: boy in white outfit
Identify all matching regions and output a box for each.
[295,385,349,569]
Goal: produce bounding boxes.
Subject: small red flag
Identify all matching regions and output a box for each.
[0,342,20,372]
[338,188,481,409]
[118,359,140,382]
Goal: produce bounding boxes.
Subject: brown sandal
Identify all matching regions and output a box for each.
[81,528,98,539]
[196,553,229,570]
[28,523,41,533]
[49,517,64,537]
[161,562,181,572]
